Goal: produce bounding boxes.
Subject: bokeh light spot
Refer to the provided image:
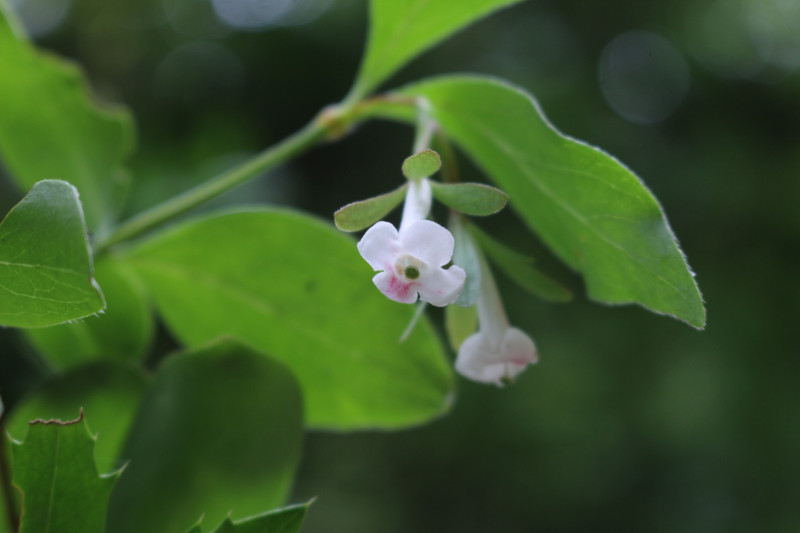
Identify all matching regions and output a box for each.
[8,0,71,38]
[598,30,690,124]
[210,0,333,31]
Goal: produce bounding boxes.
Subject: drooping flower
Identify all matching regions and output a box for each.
[358,219,466,306]
[455,252,537,385]
[357,176,466,306]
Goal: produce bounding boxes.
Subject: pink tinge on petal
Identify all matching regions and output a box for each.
[373,271,418,304]
[416,264,466,307]
[399,220,455,267]
[357,221,400,271]
[502,327,538,366]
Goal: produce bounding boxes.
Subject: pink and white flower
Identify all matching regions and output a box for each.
[357,177,465,306]
[357,219,466,306]
[455,255,537,385]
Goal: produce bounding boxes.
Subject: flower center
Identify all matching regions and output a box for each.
[394,254,425,281]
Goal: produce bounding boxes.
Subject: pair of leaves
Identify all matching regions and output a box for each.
[0,1,134,329]
[5,340,306,533]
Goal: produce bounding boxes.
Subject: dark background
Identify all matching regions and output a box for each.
[2,0,799,531]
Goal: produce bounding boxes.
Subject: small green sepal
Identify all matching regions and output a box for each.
[402,149,441,180]
[334,183,408,232]
[430,181,508,216]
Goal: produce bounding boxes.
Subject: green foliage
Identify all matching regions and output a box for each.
[397,76,705,327]
[430,181,508,216]
[468,223,572,303]
[0,180,105,328]
[106,340,303,533]
[401,149,441,180]
[349,0,523,98]
[5,362,148,474]
[10,414,119,533]
[205,502,309,533]
[445,303,478,351]
[0,5,134,231]
[125,209,454,430]
[334,183,407,232]
[23,259,153,370]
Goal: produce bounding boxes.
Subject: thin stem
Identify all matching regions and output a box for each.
[93,93,418,253]
[0,421,18,533]
[412,98,436,154]
[95,117,329,252]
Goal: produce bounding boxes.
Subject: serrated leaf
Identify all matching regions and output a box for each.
[334,183,407,232]
[5,362,148,474]
[401,149,441,180]
[468,223,572,303]
[209,502,310,533]
[24,258,154,369]
[0,5,134,231]
[124,209,454,430]
[445,303,478,351]
[11,413,119,533]
[0,180,105,328]
[349,0,523,99]
[450,215,480,307]
[431,181,508,216]
[396,76,705,327]
[106,339,304,533]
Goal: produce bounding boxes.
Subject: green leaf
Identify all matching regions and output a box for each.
[23,258,154,370]
[106,339,304,533]
[450,215,481,307]
[397,76,705,327]
[349,0,523,99]
[209,502,310,533]
[334,183,407,232]
[401,149,441,180]
[0,180,105,328]
[468,223,572,303]
[5,361,148,474]
[0,5,135,231]
[445,303,478,351]
[11,413,119,533]
[125,209,453,430]
[430,181,508,216]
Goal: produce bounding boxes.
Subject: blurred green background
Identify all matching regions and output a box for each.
[1,0,799,531]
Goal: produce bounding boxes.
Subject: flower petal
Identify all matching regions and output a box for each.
[501,327,538,378]
[416,264,466,307]
[357,221,400,271]
[372,271,418,304]
[399,220,455,267]
[455,332,506,384]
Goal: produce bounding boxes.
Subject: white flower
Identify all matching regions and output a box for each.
[455,253,537,385]
[456,326,537,385]
[357,176,465,306]
[358,219,466,306]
